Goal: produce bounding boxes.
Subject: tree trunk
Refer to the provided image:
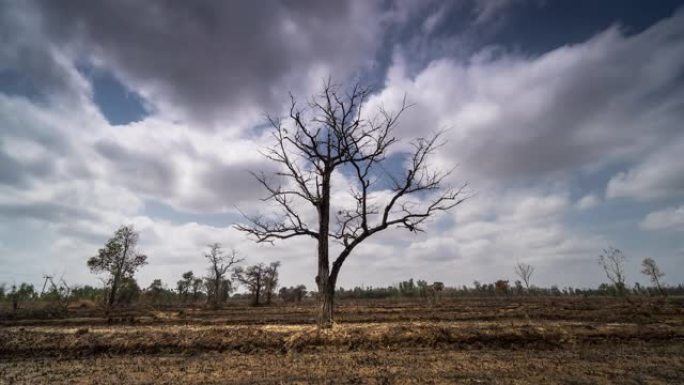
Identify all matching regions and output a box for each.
[108,277,119,309]
[320,283,334,327]
[255,285,260,306]
[109,241,128,311]
[316,171,332,327]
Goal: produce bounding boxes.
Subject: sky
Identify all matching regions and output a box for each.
[1,0,683,292]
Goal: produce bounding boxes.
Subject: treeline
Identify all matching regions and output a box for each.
[336,279,684,300]
[4,276,682,314]
[0,275,309,313]
[1,227,679,314]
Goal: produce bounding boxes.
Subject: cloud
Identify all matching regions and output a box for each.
[366,11,684,183]
[331,188,606,288]
[1,1,683,290]
[27,1,384,128]
[473,0,527,24]
[606,138,684,201]
[576,194,600,210]
[94,139,178,197]
[641,206,684,231]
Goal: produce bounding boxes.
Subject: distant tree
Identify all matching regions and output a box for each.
[473,280,482,293]
[398,279,417,297]
[9,283,35,312]
[641,257,665,296]
[0,284,5,301]
[71,285,104,301]
[87,225,148,309]
[514,280,524,295]
[146,279,166,305]
[280,285,307,303]
[633,282,645,296]
[598,247,627,296]
[263,262,281,305]
[191,277,204,301]
[234,263,266,306]
[236,81,469,327]
[429,281,444,304]
[514,262,534,289]
[176,271,194,301]
[117,277,141,305]
[416,280,429,298]
[495,280,509,295]
[204,243,242,308]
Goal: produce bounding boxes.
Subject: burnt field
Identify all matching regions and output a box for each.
[1,297,683,384]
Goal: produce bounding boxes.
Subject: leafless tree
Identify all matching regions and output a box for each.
[204,243,242,308]
[514,262,534,289]
[598,247,627,296]
[41,275,72,312]
[87,225,147,310]
[641,257,665,296]
[236,80,468,327]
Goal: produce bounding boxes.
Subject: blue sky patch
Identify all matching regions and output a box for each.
[0,70,41,100]
[79,65,150,125]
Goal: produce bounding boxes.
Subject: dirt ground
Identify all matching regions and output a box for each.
[1,297,683,384]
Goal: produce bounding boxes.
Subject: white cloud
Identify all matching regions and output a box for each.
[606,138,684,201]
[1,3,683,290]
[576,194,600,210]
[366,12,684,184]
[641,206,684,232]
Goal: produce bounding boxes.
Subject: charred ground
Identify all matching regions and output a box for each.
[1,297,683,384]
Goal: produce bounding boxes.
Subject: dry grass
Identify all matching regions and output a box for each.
[1,297,683,384]
[1,320,681,357]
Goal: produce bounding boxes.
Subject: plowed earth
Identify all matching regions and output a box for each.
[1,297,683,384]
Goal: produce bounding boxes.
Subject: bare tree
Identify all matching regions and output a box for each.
[598,247,627,296]
[41,275,72,312]
[641,257,665,296]
[87,225,147,310]
[236,81,468,326]
[514,262,534,289]
[204,243,242,308]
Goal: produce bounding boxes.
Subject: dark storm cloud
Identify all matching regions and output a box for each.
[32,1,382,126]
[0,2,89,101]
